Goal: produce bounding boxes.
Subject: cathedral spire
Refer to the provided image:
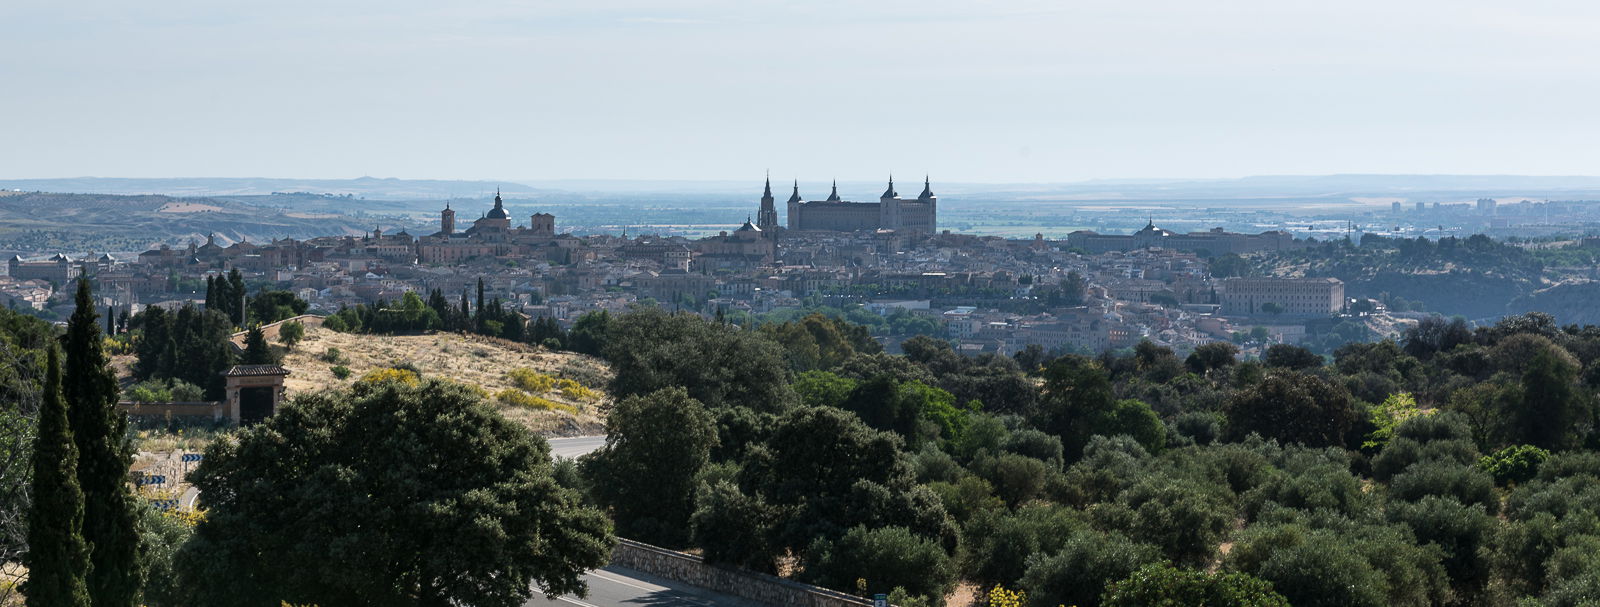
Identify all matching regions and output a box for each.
[763,172,772,198]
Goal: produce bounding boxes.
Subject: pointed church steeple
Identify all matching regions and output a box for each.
[827,180,841,202]
[788,179,802,204]
[881,175,898,199]
[919,175,935,200]
[757,174,779,230]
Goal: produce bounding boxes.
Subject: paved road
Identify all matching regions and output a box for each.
[549,435,606,459]
[532,566,762,607]
[537,437,761,607]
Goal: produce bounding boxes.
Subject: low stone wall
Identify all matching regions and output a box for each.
[610,539,876,607]
[116,401,222,420]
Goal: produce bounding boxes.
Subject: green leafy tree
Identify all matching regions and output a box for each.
[1102,564,1289,607]
[802,525,956,605]
[1262,344,1322,370]
[690,480,777,572]
[582,387,717,548]
[605,307,793,413]
[1120,475,1235,567]
[738,406,954,562]
[1364,392,1427,449]
[63,280,144,607]
[1018,530,1163,607]
[176,377,614,607]
[278,320,305,350]
[246,290,309,325]
[1224,371,1359,447]
[21,347,91,607]
[1226,522,1449,607]
[960,505,1084,589]
[1511,348,1586,450]
[1477,444,1550,486]
[566,310,612,356]
[1186,341,1239,374]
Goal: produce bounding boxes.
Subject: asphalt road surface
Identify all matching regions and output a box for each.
[537,437,760,607]
[549,435,606,459]
[532,566,763,607]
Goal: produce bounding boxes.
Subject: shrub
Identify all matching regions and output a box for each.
[330,365,352,380]
[1478,445,1551,487]
[494,389,578,415]
[509,368,558,393]
[802,525,956,605]
[1018,530,1163,607]
[320,347,346,364]
[359,367,418,385]
[1102,564,1289,607]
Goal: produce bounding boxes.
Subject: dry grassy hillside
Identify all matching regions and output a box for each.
[279,326,610,437]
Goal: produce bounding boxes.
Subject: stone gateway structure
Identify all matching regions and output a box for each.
[222,364,290,425]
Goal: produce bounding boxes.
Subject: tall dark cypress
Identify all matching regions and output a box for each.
[241,324,278,365]
[63,280,144,607]
[204,276,215,310]
[475,277,486,333]
[21,346,92,607]
[459,291,470,331]
[227,269,246,327]
[105,305,115,336]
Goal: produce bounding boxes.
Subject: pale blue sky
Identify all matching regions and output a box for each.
[5,1,1599,183]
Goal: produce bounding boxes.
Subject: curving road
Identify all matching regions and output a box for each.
[534,566,762,607]
[549,435,606,459]
[537,436,762,606]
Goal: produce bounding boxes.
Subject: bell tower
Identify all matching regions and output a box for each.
[440,202,456,235]
[757,174,779,232]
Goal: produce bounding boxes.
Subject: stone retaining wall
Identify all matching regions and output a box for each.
[609,539,877,607]
[116,401,223,420]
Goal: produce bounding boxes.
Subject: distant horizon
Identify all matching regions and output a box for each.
[12,172,1600,188]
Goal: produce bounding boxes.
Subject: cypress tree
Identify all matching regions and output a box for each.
[227,269,246,326]
[21,346,92,607]
[105,305,115,336]
[475,278,486,333]
[241,325,278,365]
[63,280,144,607]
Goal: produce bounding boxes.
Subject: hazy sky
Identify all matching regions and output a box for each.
[6,1,1600,183]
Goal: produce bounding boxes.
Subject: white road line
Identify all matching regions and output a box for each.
[589,570,665,593]
[552,596,600,607]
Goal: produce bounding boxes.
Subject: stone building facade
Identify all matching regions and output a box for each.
[1220,277,1345,317]
[780,176,938,235]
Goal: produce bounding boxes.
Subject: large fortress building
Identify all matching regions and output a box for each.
[762,176,937,235]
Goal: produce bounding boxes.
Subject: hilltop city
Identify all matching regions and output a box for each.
[0,176,1419,359]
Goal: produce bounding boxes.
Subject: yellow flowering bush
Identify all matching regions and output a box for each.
[509,368,558,393]
[494,389,578,415]
[989,584,1028,607]
[557,378,599,402]
[359,367,419,385]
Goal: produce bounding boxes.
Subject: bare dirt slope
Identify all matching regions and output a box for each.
[279,325,610,437]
